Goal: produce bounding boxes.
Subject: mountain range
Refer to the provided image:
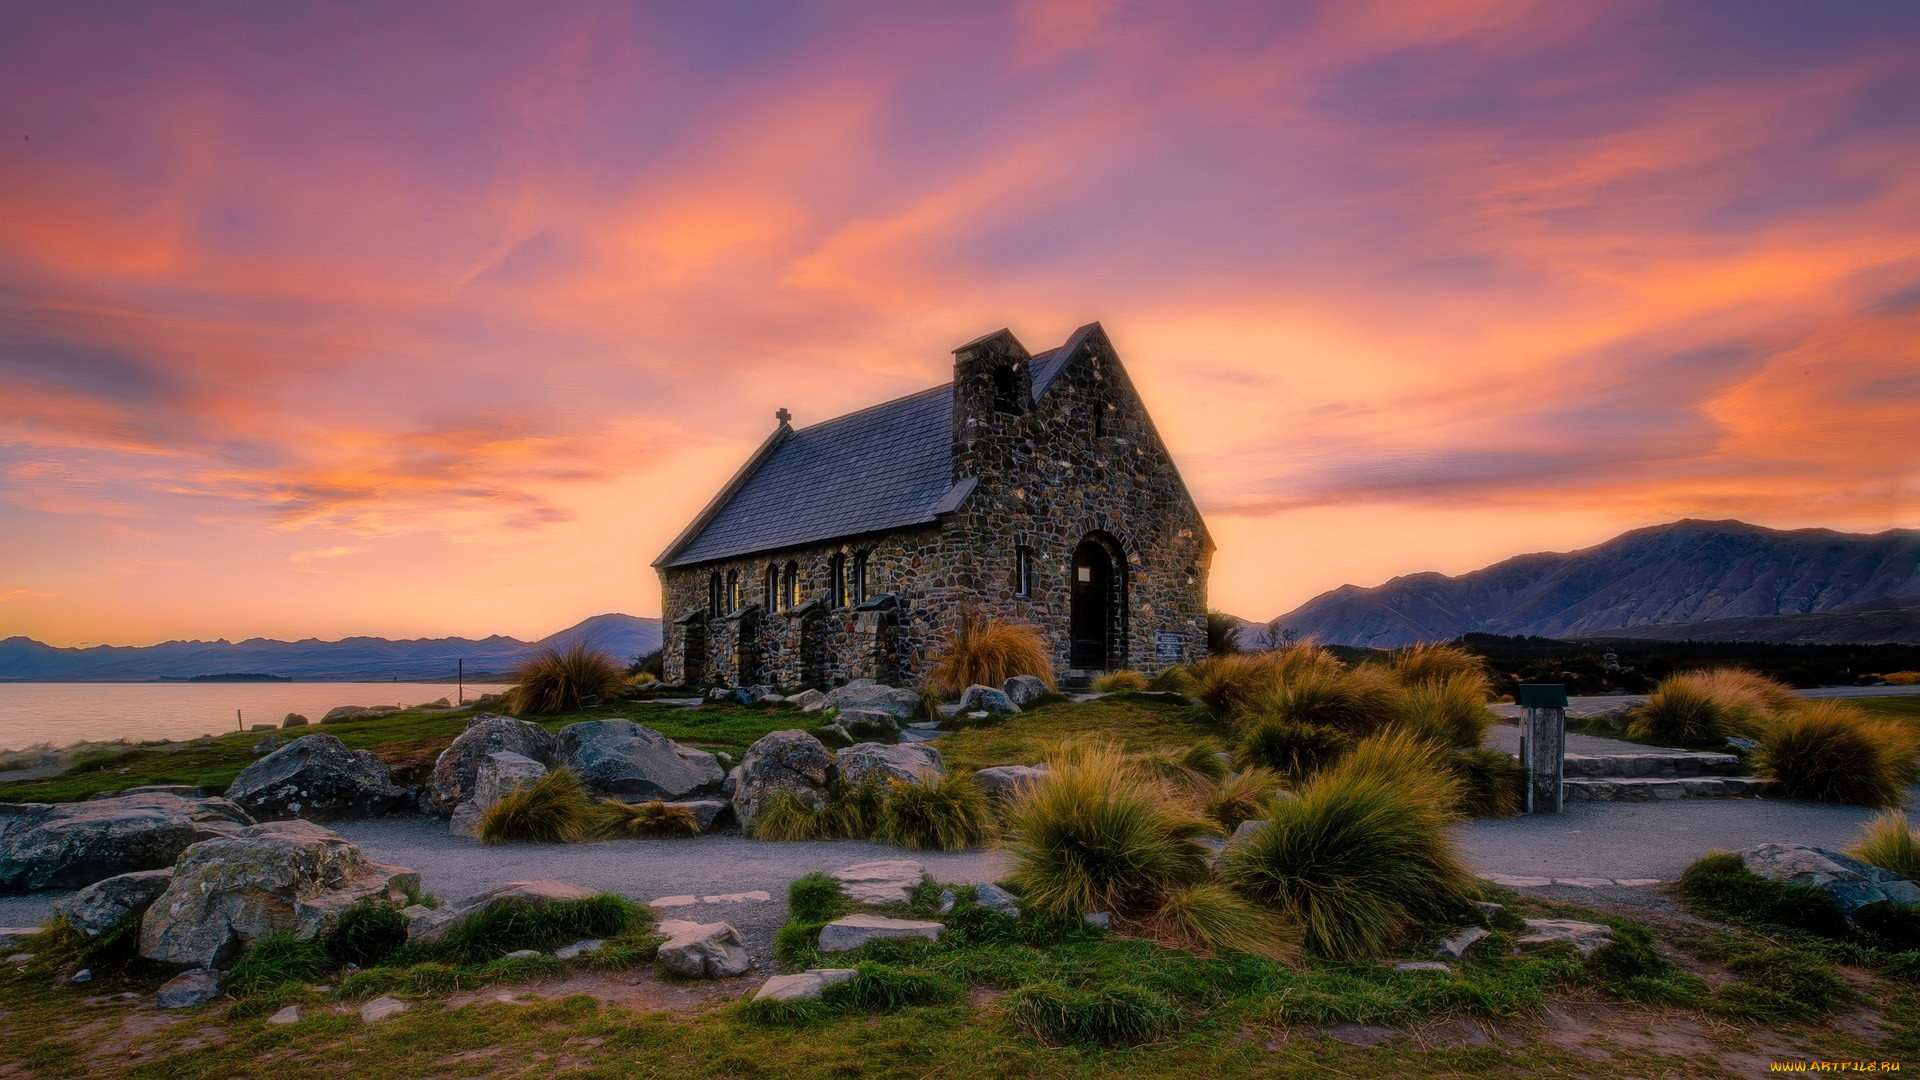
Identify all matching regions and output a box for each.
[0,613,662,682]
[1268,520,1920,647]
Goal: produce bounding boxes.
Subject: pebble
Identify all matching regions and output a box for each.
[502,949,542,960]
[267,1005,301,1025]
[360,996,409,1022]
[71,969,92,983]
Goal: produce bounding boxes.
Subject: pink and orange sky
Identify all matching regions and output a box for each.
[3,0,1918,648]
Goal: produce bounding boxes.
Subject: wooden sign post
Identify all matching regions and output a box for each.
[1517,683,1568,814]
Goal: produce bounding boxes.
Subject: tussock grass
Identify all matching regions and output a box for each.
[1223,749,1472,959]
[1447,748,1525,817]
[598,798,700,838]
[1193,646,1342,722]
[750,788,832,841]
[821,775,888,839]
[1200,767,1281,832]
[226,933,330,994]
[1755,700,1919,807]
[1092,670,1150,693]
[876,770,996,851]
[1130,739,1229,796]
[1143,881,1296,962]
[1146,665,1199,694]
[1004,981,1181,1046]
[927,614,1054,697]
[320,899,410,967]
[476,767,599,844]
[506,641,627,715]
[1849,811,1920,880]
[1233,718,1350,781]
[1388,643,1490,695]
[435,894,647,965]
[787,873,847,924]
[1630,668,1795,745]
[1395,674,1495,747]
[1244,664,1401,738]
[1675,852,1851,939]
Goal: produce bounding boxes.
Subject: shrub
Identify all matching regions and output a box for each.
[1447,748,1525,817]
[875,770,996,851]
[1003,744,1214,917]
[1146,880,1294,961]
[1004,981,1180,1046]
[320,900,410,967]
[506,641,626,715]
[1674,853,1851,938]
[1193,646,1343,722]
[1234,718,1351,781]
[477,767,599,844]
[926,614,1054,697]
[1630,668,1795,745]
[437,893,645,964]
[1201,767,1281,832]
[1091,670,1150,693]
[1222,759,1472,959]
[598,798,700,838]
[1205,611,1242,656]
[1849,810,1920,880]
[1394,674,1494,748]
[226,933,330,994]
[787,873,847,923]
[1388,643,1489,694]
[1886,671,1920,686]
[750,789,831,841]
[1755,701,1918,807]
[1243,664,1401,738]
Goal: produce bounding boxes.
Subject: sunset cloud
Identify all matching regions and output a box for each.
[1,0,1916,644]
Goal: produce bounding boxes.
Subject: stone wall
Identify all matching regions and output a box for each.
[660,325,1212,688]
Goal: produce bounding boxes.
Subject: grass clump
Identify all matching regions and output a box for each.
[1582,924,1707,1006]
[1675,852,1851,939]
[822,962,959,1010]
[1200,767,1281,832]
[1388,643,1490,694]
[1849,810,1920,880]
[750,788,832,841]
[1092,670,1150,693]
[1715,946,1848,1021]
[876,770,996,851]
[477,767,600,843]
[225,933,330,994]
[1146,665,1198,694]
[1004,981,1181,1046]
[319,899,410,967]
[926,613,1054,697]
[506,641,627,715]
[1395,674,1495,747]
[1754,700,1919,807]
[1193,646,1342,723]
[1223,744,1472,959]
[787,872,847,923]
[1629,668,1795,746]
[1234,718,1350,781]
[1244,664,1400,738]
[436,894,647,964]
[598,798,700,838]
[1447,747,1525,817]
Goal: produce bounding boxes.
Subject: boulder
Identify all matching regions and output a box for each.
[972,882,1020,918]
[833,709,902,742]
[225,734,403,822]
[957,685,1019,715]
[655,919,752,978]
[424,715,556,816]
[137,820,420,969]
[732,731,834,831]
[973,764,1049,805]
[1743,843,1920,916]
[823,682,922,719]
[665,799,730,832]
[791,689,829,713]
[155,968,221,1008]
[1516,919,1614,956]
[0,793,255,892]
[817,914,944,953]
[51,868,174,937]
[1228,819,1270,847]
[709,688,732,702]
[249,723,278,733]
[752,967,857,1002]
[731,685,777,705]
[831,860,926,904]
[282,714,310,729]
[320,705,402,724]
[721,766,741,798]
[251,734,287,756]
[404,880,601,944]
[1001,675,1051,708]
[449,751,549,838]
[553,719,724,800]
[835,743,944,789]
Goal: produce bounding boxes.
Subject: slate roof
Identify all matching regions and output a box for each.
[655,323,1101,569]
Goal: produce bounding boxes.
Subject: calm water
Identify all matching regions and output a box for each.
[0,682,512,752]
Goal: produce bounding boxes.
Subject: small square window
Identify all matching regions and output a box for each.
[1077,567,1092,583]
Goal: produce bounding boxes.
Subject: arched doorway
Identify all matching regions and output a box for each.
[1070,537,1120,670]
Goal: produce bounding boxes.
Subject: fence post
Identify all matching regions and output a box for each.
[1518,683,1568,814]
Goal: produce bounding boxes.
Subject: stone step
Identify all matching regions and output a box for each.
[1563,776,1767,802]
[1561,751,1741,778]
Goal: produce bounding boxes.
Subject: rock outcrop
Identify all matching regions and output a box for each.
[655,919,752,978]
[137,820,419,969]
[448,751,549,839]
[822,681,922,719]
[50,868,174,937]
[1743,843,1920,916]
[0,794,254,892]
[225,734,404,822]
[1001,675,1051,708]
[424,715,556,816]
[732,731,834,831]
[973,764,1049,805]
[553,719,724,800]
[835,743,944,789]
[404,880,601,945]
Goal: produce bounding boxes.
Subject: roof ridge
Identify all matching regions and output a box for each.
[790,382,951,436]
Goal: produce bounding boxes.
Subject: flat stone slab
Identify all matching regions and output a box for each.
[267,1005,301,1025]
[1562,751,1741,778]
[1564,776,1767,801]
[1437,926,1488,958]
[1395,961,1452,973]
[817,914,944,953]
[155,969,221,1009]
[361,995,409,1022]
[649,895,697,908]
[1480,874,1553,887]
[831,859,927,904]
[0,928,43,947]
[1517,919,1614,956]
[656,919,751,978]
[753,968,857,1002]
[1322,1023,1398,1047]
[701,890,771,904]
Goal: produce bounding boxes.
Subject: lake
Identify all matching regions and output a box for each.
[0,682,513,752]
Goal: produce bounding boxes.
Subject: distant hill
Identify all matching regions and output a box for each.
[1269,520,1920,647]
[0,613,662,682]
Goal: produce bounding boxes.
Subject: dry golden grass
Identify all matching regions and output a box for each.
[1388,643,1490,696]
[1091,670,1150,693]
[927,614,1055,697]
[1630,667,1797,745]
[506,642,627,715]
[1848,810,1920,879]
[1192,645,1342,723]
[1755,700,1920,808]
[1242,664,1401,738]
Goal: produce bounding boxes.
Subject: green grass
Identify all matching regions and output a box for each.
[874,770,996,851]
[936,696,1229,769]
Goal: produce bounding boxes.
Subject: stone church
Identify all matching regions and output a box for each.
[653,322,1213,690]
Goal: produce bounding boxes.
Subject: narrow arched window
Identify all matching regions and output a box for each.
[764,564,777,611]
[1015,544,1033,597]
[828,553,847,607]
[726,569,740,614]
[782,561,798,609]
[708,572,722,617]
[852,551,870,605]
